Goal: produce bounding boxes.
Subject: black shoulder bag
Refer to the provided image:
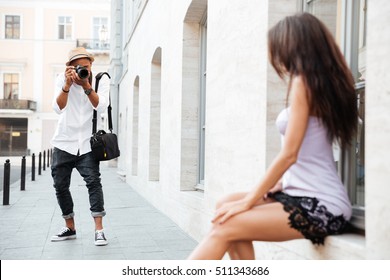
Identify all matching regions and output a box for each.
[90,72,120,161]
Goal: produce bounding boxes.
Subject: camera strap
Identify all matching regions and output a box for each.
[92,72,112,134]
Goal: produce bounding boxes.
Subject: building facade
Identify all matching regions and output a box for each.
[0,0,110,156]
[110,0,389,259]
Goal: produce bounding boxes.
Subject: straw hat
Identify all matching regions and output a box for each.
[65,47,95,66]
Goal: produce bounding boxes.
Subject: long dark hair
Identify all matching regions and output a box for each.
[268,12,358,149]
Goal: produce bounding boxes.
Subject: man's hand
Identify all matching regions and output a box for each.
[63,66,75,91]
[71,68,90,89]
[64,66,91,90]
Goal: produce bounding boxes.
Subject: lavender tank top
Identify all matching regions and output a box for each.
[276,108,352,219]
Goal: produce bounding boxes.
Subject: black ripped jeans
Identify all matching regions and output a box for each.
[51,147,106,219]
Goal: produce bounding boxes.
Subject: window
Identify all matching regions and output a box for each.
[58,16,72,40]
[181,0,208,191]
[5,15,20,39]
[303,0,366,229]
[132,76,140,176]
[342,0,367,230]
[149,48,162,181]
[0,118,28,157]
[93,17,108,48]
[3,73,19,99]
[198,13,207,187]
[305,0,338,36]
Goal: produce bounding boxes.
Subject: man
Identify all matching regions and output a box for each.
[50,47,109,246]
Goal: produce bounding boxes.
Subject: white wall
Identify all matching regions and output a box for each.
[115,0,390,259]
[118,0,294,253]
[365,0,390,259]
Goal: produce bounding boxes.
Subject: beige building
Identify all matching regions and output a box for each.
[0,0,110,156]
[111,0,389,259]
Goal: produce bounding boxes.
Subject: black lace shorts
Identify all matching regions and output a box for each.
[268,191,347,245]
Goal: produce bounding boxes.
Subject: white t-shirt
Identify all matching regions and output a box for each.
[51,73,110,156]
[276,108,352,219]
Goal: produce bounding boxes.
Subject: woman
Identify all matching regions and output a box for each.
[188,13,358,260]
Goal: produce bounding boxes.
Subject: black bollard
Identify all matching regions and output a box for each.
[32,153,35,181]
[47,149,50,167]
[38,152,42,175]
[43,150,46,171]
[21,156,26,191]
[3,159,10,205]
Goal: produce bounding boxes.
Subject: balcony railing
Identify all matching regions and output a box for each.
[76,39,110,51]
[0,99,37,111]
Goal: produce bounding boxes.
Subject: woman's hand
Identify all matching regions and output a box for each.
[212,199,251,224]
[263,180,283,200]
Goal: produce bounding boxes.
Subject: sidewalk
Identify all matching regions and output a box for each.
[0,163,197,260]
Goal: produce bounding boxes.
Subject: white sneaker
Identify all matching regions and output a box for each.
[94,229,108,246]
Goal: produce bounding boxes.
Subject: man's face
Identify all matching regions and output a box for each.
[71,58,92,77]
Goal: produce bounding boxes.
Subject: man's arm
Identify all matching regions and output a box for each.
[56,87,70,110]
[84,87,99,108]
[54,66,74,111]
[90,74,109,113]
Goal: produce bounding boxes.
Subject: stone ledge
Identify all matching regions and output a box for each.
[253,233,366,259]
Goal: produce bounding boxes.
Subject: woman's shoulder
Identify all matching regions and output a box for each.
[290,75,307,96]
[289,75,310,109]
[291,75,305,84]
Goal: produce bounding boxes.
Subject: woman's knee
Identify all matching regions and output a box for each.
[209,222,236,242]
[215,197,227,209]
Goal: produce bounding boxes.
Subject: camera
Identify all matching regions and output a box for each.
[75,65,89,79]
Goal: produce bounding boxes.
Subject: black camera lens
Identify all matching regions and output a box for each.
[75,65,89,79]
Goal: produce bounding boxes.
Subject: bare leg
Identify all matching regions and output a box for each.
[214,192,272,260]
[228,241,254,260]
[187,202,304,260]
[188,230,230,260]
[65,218,75,230]
[94,217,103,231]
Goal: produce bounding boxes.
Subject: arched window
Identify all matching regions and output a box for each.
[132,76,140,176]
[149,47,162,181]
[181,0,208,191]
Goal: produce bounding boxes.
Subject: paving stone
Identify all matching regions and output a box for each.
[0,164,197,260]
